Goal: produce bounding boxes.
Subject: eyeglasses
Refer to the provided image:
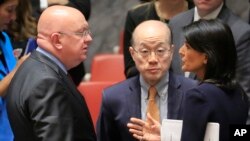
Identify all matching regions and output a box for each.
[58,29,91,39]
[133,47,171,58]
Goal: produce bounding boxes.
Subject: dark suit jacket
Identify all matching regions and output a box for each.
[169,5,250,123]
[96,72,197,141]
[181,83,248,141]
[6,51,96,141]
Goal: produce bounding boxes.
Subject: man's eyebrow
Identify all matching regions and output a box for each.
[77,25,89,31]
[137,41,167,46]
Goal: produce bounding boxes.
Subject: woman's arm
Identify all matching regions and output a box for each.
[0,54,29,96]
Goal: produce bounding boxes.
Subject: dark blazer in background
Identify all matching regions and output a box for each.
[226,0,250,23]
[181,83,248,141]
[96,72,197,141]
[67,0,91,20]
[30,0,41,19]
[31,0,91,20]
[168,5,250,123]
[6,51,96,141]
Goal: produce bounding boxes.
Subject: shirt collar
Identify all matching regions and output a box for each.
[194,2,223,21]
[36,47,67,74]
[140,71,169,99]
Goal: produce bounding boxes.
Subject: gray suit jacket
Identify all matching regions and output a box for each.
[6,51,96,141]
[169,5,250,124]
[96,72,197,141]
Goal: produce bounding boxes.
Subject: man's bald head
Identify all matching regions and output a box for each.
[130,20,173,85]
[132,20,172,46]
[37,5,86,35]
[36,5,91,70]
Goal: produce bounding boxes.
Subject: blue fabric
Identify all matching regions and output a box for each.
[0,32,16,78]
[24,37,37,54]
[0,32,17,141]
[0,99,13,141]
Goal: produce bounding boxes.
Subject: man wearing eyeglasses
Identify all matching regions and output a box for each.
[96,20,197,141]
[6,5,96,141]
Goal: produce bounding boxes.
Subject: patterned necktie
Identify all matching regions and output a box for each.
[146,86,160,122]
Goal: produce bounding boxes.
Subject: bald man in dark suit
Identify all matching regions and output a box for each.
[6,6,96,141]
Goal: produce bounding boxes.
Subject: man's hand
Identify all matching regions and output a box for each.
[127,113,161,141]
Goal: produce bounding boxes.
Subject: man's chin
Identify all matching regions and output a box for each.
[146,74,161,81]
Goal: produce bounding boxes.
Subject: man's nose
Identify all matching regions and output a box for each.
[148,51,158,61]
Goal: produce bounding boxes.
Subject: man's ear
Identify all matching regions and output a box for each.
[170,44,175,52]
[50,33,62,49]
[169,44,175,58]
[129,46,135,60]
[129,46,133,54]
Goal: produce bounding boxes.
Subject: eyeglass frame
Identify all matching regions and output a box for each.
[132,43,173,59]
[58,29,91,39]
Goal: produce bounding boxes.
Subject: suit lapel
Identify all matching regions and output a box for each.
[31,51,89,111]
[58,67,93,124]
[126,76,141,119]
[32,51,93,124]
[167,72,183,119]
[60,71,88,108]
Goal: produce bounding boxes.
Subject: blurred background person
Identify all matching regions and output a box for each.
[123,0,194,78]
[7,0,37,58]
[0,0,19,140]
